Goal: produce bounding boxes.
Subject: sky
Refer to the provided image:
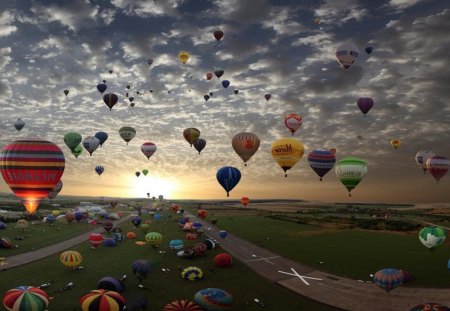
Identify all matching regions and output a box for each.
[0,0,449,204]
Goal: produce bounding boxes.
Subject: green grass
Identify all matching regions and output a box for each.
[0,212,337,311]
[213,215,450,287]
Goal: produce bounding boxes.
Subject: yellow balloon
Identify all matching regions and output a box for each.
[178,51,190,64]
[314,17,321,25]
[52,210,61,217]
[391,139,400,149]
[271,138,304,177]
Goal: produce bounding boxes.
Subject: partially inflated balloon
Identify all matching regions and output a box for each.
[178,51,190,64]
[271,138,304,177]
[308,149,336,181]
[335,157,367,196]
[47,180,63,199]
[64,132,82,151]
[141,142,157,160]
[415,150,435,174]
[216,166,241,197]
[426,156,449,183]
[71,144,83,159]
[373,268,403,293]
[232,132,260,166]
[285,114,302,135]
[95,166,104,176]
[241,197,249,207]
[119,127,136,145]
[335,42,359,71]
[390,139,400,150]
[95,131,108,147]
[103,93,118,111]
[0,139,65,213]
[14,118,25,131]
[183,128,200,147]
[83,136,100,156]
[193,138,206,155]
[357,97,374,116]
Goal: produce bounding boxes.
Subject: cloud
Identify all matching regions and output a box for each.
[0,10,17,37]
[314,0,369,25]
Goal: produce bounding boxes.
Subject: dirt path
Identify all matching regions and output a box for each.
[0,216,129,270]
[194,215,450,311]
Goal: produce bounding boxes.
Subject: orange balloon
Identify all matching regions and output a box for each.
[240,197,250,207]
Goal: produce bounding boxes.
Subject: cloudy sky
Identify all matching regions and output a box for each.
[0,0,449,203]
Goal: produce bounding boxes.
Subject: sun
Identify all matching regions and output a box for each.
[129,175,178,199]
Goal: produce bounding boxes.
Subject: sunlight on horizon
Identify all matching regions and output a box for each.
[129,175,179,199]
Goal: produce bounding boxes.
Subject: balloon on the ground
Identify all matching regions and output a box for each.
[373,268,403,293]
[0,221,5,230]
[410,303,449,311]
[2,286,49,311]
[425,156,449,183]
[271,138,304,177]
[89,233,103,249]
[214,253,232,267]
[80,289,125,311]
[216,166,241,197]
[335,42,359,71]
[232,132,260,166]
[197,209,207,220]
[60,250,82,268]
[163,300,203,311]
[83,136,100,156]
[183,128,200,147]
[335,157,367,196]
[285,114,302,135]
[95,132,108,147]
[145,232,162,246]
[419,226,446,250]
[193,243,208,256]
[169,239,184,250]
[0,237,13,249]
[103,221,113,232]
[119,126,136,145]
[194,288,233,310]
[0,139,65,214]
[97,277,125,293]
[182,266,204,281]
[14,118,25,131]
[131,259,152,281]
[308,149,336,181]
[193,138,206,154]
[141,142,157,160]
[415,150,435,174]
[218,230,227,238]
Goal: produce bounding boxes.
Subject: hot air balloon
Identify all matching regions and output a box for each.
[71,144,83,159]
[365,46,373,54]
[182,266,203,281]
[335,157,367,196]
[64,132,82,151]
[183,128,200,147]
[271,138,304,177]
[284,113,303,136]
[147,58,153,66]
[89,233,103,249]
[163,300,203,311]
[204,95,210,102]
[103,93,118,111]
[222,80,230,88]
[194,288,233,310]
[390,139,400,150]
[119,126,136,145]
[97,277,125,293]
[216,166,241,197]
[2,286,49,311]
[218,230,227,239]
[63,89,69,96]
[426,156,449,183]
[415,150,435,174]
[131,216,142,227]
[141,142,157,160]
[47,180,63,199]
[193,138,206,154]
[357,97,374,116]
[419,226,446,250]
[373,268,403,293]
[131,259,152,282]
[209,92,214,97]
[80,290,125,311]
[83,136,100,156]
[232,132,260,166]
[97,83,107,94]
[213,30,224,41]
[214,69,224,79]
[214,253,232,267]
[197,209,207,220]
[60,250,82,269]
[313,17,321,25]
[308,149,336,181]
[0,139,65,214]
[240,197,249,207]
[206,72,213,80]
[95,132,108,147]
[234,89,238,95]
[0,237,13,249]
[410,303,450,311]
[14,118,25,131]
[335,42,359,71]
[264,94,271,101]
[178,51,190,64]
[135,171,141,177]
[95,166,104,176]
[145,232,162,246]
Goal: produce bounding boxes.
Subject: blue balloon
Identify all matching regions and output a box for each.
[95,131,108,146]
[153,213,161,221]
[95,165,104,176]
[222,80,230,88]
[97,83,107,94]
[131,216,142,227]
[448,259,450,272]
[216,166,241,197]
[74,211,83,222]
[0,221,6,230]
[46,215,56,223]
[103,238,117,247]
[218,230,228,238]
[365,46,373,54]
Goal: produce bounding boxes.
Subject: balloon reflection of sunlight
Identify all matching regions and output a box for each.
[129,176,178,199]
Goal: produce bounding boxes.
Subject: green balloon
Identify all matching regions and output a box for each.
[140,223,150,234]
[419,226,446,250]
[142,169,149,176]
[145,232,162,246]
[71,144,83,159]
[335,157,367,196]
[64,132,82,151]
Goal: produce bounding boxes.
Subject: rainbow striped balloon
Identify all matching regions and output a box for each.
[2,286,49,311]
[60,250,83,268]
[0,139,65,213]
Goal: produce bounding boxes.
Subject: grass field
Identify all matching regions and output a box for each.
[0,211,338,311]
[211,215,450,287]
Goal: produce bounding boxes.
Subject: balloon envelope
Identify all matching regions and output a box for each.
[47,180,63,199]
[60,250,82,268]
[308,149,336,181]
[95,132,108,146]
[82,136,100,156]
[183,128,200,147]
[373,268,403,293]
[80,289,125,311]
[357,97,374,115]
[335,42,359,71]
[14,118,25,131]
[335,157,367,196]
[3,286,49,311]
[213,30,224,41]
[222,80,230,88]
[271,138,304,177]
[415,150,435,173]
[178,51,190,64]
[232,132,260,165]
[119,127,136,144]
[71,144,83,159]
[193,138,206,154]
[96,83,107,94]
[64,132,82,151]
[285,114,302,135]
[216,166,241,197]
[240,197,249,207]
[390,139,400,149]
[141,142,157,160]
[103,93,118,111]
[95,166,104,176]
[426,156,449,182]
[419,226,446,250]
